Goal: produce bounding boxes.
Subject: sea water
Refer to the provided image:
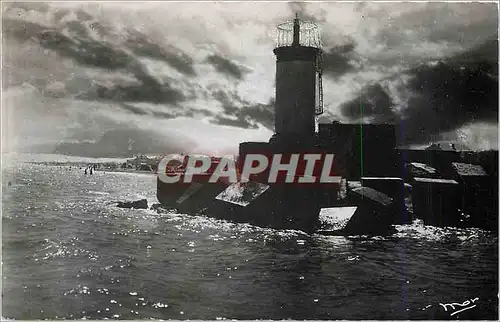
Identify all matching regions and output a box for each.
[2,162,498,320]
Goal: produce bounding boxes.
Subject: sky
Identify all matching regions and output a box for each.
[2,1,498,157]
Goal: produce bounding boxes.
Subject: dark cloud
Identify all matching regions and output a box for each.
[3,4,196,76]
[75,9,94,22]
[125,29,196,76]
[240,102,275,130]
[3,5,197,106]
[151,111,177,119]
[196,109,214,117]
[3,11,188,106]
[64,20,90,38]
[322,41,359,78]
[374,3,498,50]
[451,38,498,76]
[212,89,244,112]
[87,21,108,38]
[206,54,248,80]
[120,103,149,116]
[339,83,396,123]
[37,30,131,70]
[74,65,185,105]
[2,19,46,43]
[3,17,131,71]
[427,22,498,46]
[211,116,258,129]
[338,39,498,145]
[285,2,359,79]
[398,60,498,144]
[119,103,212,120]
[210,88,275,130]
[53,127,193,157]
[5,2,197,82]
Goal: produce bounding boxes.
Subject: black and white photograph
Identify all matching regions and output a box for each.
[1,1,499,320]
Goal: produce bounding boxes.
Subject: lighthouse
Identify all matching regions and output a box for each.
[273,14,324,144]
[155,11,440,236]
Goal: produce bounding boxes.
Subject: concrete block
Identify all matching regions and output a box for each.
[411,177,460,227]
[344,186,395,235]
[361,177,409,224]
[317,206,357,235]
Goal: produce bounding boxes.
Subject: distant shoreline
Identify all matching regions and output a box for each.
[94,169,156,175]
[23,162,157,175]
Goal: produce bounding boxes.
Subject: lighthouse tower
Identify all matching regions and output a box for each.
[273,14,323,144]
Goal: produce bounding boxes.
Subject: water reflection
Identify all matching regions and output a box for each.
[216,181,270,206]
[2,164,498,320]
